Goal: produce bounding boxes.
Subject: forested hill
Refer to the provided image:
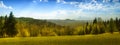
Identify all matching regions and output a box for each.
[16,17,72,37]
[17,17,61,28]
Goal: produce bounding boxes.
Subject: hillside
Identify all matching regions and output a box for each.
[16,17,70,37]
[47,19,92,27]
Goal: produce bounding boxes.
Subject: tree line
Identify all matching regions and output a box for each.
[0,12,120,38]
[78,17,120,35]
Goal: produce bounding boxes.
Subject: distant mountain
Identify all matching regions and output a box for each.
[47,19,92,27]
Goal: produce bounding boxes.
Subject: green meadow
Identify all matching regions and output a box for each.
[0,32,120,45]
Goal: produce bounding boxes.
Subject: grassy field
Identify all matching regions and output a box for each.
[0,32,120,45]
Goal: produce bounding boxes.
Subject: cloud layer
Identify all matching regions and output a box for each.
[25,0,120,20]
[1,0,120,20]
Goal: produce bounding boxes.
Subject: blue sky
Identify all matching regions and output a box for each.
[0,0,120,20]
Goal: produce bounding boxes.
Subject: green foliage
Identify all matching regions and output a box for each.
[0,16,4,37]
[99,25,105,34]
[78,27,85,35]
[108,18,116,34]
[0,12,18,37]
[17,29,30,37]
[0,12,120,37]
[91,24,98,34]
[4,12,18,37]
[84,23,92,34]
[65,27,75,35]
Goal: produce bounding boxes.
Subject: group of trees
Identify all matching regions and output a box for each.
[0,12,17,37]
[0,12,120,38]
[77,17,120,35]
[104,18,120,33]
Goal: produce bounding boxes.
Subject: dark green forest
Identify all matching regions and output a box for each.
[0,12,120,38]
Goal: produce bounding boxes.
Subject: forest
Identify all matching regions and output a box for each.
[0,12,120,38]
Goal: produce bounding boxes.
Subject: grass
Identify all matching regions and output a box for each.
[0,32,120,45]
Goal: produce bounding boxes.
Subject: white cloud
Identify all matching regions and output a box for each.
[56,0,66,4]
[59,0,120,11]
[76,2,104,10]
[54,0,120,20]
[0,1,13,9]
[17,0,120,20]
[56,0,104,10]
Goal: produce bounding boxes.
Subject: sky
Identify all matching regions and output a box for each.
[0,0,120,20]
